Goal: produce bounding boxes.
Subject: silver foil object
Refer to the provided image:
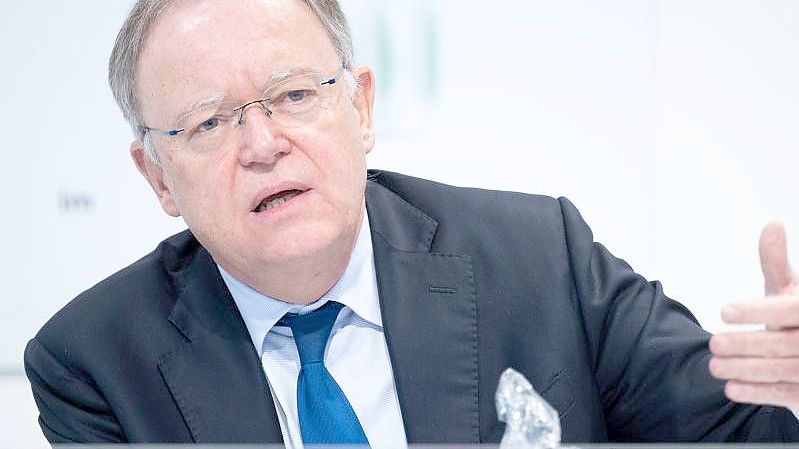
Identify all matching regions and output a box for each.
[495,368,561,448]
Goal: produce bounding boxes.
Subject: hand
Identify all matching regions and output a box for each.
[708,222,799,409]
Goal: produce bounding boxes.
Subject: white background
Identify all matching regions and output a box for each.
[2,0,798,446]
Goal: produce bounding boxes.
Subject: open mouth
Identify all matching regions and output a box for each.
[252,189,305,213]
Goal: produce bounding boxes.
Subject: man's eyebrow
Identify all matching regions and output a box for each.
[266,67,318,85]
[175,93,228,123]
[172,68,321,121]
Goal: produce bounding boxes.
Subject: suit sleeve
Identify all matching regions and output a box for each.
[24,337,125,444]
[557,197,799,442]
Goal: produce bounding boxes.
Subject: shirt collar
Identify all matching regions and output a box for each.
[218,210,382,355]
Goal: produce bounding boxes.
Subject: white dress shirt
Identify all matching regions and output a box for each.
[219,212,408,449]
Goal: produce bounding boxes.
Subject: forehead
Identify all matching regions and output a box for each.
[136,0,341,124]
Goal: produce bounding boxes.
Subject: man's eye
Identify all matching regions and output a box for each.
[283,90,312,103]
[197,117,221,132]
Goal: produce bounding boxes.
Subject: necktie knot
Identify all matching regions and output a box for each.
[278,301,344,366]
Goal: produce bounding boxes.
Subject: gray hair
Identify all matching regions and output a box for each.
[108,0,355,161]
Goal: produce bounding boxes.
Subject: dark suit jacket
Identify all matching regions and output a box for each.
[25,170,799,444]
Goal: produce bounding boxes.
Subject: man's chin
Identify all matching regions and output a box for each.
[246,226,343,263]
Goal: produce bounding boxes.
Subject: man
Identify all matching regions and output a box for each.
[24,0,799,445]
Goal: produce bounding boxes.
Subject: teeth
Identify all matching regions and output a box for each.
[255,190,302,213]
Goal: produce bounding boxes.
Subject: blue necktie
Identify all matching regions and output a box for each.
[278,301,369,445]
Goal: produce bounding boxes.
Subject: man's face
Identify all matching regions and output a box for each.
[132,0,375,291]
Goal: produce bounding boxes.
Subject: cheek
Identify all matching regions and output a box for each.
[301,142,366,216]
[161,156,226,217]
[322,119,369,175]
[323,143,368,196]
[293,114,368,181]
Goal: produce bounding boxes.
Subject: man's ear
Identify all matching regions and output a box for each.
[352,66,376,154]
[130,141,181,217]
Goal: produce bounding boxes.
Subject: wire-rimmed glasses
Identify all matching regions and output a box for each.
[139,66,349,153]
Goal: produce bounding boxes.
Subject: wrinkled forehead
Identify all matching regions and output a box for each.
[135,0,341,126]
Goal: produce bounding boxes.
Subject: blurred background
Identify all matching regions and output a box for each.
[2,0,798,446]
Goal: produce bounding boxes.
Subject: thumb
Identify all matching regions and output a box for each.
[759,222,794,295]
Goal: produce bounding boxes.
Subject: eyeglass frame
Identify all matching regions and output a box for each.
[136,65,349,139]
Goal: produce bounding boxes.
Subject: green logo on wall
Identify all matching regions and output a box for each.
[343,0,440,129]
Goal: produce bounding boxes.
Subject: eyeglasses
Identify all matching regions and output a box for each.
[139,66,348,153]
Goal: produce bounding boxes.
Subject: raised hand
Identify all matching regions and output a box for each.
[708,223,799,409]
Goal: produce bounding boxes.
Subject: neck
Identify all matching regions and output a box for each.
[252,243,355,305]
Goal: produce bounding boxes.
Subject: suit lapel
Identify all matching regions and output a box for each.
[367,180,480,443]
[158,243,282,443]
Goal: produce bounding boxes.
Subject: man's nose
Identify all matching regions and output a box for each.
[236,104,291,167]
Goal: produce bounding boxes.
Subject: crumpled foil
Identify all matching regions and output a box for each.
[495,368,561,448]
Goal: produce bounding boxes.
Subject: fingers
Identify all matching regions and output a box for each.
[710,224,799,409]
[710,329,799,357]
[709,356,799,383]
[759,222,794,296]
[709,327,799,409]
[721,295,799,329]
[723,380,799,410]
